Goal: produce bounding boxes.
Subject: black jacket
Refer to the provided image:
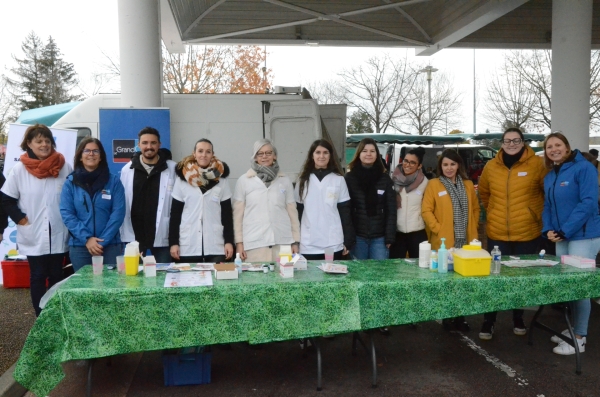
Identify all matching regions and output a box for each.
[345,167,397,244]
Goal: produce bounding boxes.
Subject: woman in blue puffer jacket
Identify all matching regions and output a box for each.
[542,132,600,356]
[60,138,126,270]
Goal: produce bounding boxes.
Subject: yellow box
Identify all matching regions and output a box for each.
[124,255,139,276]
[453,245,491,277]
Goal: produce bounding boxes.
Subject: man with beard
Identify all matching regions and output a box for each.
[120,127,177,262]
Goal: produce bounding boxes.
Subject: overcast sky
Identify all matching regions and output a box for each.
[1,0,507,134]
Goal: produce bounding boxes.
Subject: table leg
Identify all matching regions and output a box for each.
[86,359,94,397]
[351,331,378,387]
[563,306,582,375]
[527,305,545,346]
[309,338,323,391]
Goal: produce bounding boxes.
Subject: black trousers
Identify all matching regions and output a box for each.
[302,250,345,261]
[27,253,66,317]
[389,229,428,259]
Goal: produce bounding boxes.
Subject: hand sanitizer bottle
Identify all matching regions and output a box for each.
[438,238,448,274]
[234,253,243,274]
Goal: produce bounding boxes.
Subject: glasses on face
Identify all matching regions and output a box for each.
[403,159,418,166]
[502,138,523,145]
[83,149,100,155]
[256,151,274,157]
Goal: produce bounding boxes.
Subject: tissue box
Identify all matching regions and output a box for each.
[162,348,211,386]
[292,254,307,270]
[561,255,596,269]
[280,262,294,278]
[214,263,238,279]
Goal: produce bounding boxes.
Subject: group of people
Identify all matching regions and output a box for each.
[1,124,597,357]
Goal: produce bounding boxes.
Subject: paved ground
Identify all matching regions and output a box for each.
[0,288,35,375]
[15,304,600,397]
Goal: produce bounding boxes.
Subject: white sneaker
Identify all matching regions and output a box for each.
[550,329,587,344]
[552,337,586,355]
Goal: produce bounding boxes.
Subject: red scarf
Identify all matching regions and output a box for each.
[20,150,66,179]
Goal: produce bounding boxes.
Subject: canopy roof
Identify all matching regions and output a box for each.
[346,133,464,145]
[15,102,81,127]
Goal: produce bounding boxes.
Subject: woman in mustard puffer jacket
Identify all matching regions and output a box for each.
[477,127,546,341]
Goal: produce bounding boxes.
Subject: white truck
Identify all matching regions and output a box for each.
[52,93,347,187]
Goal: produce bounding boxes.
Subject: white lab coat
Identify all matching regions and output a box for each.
[233,169,296,251]
[396,177,428,233]
[2,162,71,256]
[120,160,177,247]
[294,173,350,254]
[171,177,232,256]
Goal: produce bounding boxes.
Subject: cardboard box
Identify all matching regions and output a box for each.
[214,263,238,279]
[1,260,30,288]
[561,255,596,269]
[280,262,294,278]
[292,254,307,270]
[162,348,211,386]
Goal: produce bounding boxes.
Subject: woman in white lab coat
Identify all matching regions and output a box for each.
[1,124,71,316]
[169,139,234,263]
[295,139,355,260]
[233,139,300,262]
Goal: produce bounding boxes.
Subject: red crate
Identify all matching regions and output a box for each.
[1,260,30,288]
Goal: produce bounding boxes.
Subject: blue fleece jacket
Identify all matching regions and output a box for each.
[60,173,126,247]
[542,150,600,241]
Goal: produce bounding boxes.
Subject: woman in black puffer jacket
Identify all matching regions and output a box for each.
[345,138,397,260]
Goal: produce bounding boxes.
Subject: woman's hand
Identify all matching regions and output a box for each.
[547,230,563,243]
[236,242,247,261]
[342,245,349,256]
[224,243,234,259]
[170,245,180,260]
[292,243,299,254]
[386,243,392,249]
[18,216,29,226]
[86,237,104,256]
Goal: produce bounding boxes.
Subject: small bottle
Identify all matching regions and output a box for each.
[234,253,243,274]
[429,250,438,271]
[438,238,448,274]
[491,246,501,274]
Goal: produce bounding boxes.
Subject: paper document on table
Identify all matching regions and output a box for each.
[317,263,348,274]
[501,259,559,267]
[164,271,213,287]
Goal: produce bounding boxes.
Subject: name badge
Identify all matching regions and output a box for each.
[280,189,286,194]
[211,195,220,203]
[518,172,528,176]
[415,189,423,196]
[377,190,384,195]
[102,194,111,200]
[438,191,448,197]
[560,181,569,187]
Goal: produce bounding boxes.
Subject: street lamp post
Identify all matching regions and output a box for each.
[419,66,438,135]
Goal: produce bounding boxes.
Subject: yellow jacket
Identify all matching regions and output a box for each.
[478,146,546,241]
[422,178,480,250]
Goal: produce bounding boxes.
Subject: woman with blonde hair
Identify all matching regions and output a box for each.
[233,139,300,262]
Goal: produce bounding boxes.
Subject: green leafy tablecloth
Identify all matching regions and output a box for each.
[14,257,600,396]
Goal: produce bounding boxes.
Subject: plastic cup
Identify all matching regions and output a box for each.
[324,248,334,262]
[92,256,103,275]
[116,255,125,274]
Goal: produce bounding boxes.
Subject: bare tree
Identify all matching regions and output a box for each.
[0,76,18,136]
[401,69,462,135]
[484,58,536,131]
[302,80,342,104]
[336,54,416,134]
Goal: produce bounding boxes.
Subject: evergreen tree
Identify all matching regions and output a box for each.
[347,110,374,134]
[7,32,80,111]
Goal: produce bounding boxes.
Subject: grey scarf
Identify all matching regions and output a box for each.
[439,175,469,248]
[251,160,280,187]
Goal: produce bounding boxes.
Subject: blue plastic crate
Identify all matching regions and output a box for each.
[162,347,212,386]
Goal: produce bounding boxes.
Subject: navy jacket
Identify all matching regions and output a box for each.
[60,172,126,247]
[542,150,600,241]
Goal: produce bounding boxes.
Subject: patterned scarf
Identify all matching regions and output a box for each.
[391,166,425,208]
[439,175,469,248]
[251,159,280,187]
[20,149,65,179]
[178,155,224,187]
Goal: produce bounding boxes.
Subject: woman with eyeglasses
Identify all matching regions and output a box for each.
[345,138,396,260]
[233,139,300,262]
[542,132,600,355]
[60,137,126,272]
[295,139,355,260]
[169,139,234,263]
[389,147,428,259]
[422,149,480,332]
[2,124,72,316]
[476,127,546,341]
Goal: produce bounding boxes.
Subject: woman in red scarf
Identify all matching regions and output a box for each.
[1,124,72,316]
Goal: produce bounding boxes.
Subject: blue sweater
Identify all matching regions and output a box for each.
[542,150,600,241]
[60,173,126,247]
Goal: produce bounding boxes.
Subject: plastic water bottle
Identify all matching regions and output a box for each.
[491,246,501,274]
[234,253,243,274]
[429,250,438,271]
[438,238,448,274]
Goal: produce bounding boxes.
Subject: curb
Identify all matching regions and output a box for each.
[0,363,26,397]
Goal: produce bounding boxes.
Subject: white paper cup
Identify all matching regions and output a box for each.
[92,256,103,275]
[116,255,125,274]
[324,248,334,262]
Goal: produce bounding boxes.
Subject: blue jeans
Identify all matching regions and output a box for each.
[555,237,600,337]
[352,236,389,260]
[70,243,123,272]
